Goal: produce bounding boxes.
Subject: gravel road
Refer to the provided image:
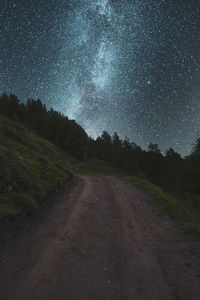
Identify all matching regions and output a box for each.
[0,175,199,300]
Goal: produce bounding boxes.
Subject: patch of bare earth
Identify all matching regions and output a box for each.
[0,175,199,299]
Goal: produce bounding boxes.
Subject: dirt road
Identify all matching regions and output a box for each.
[0,176,200,300]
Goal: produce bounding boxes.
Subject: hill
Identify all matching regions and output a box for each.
[0,114,72,219]
[0,93,200,235]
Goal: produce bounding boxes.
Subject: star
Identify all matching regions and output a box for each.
[1,0,200,156]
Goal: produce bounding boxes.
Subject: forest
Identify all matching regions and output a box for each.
[0,93,200,211]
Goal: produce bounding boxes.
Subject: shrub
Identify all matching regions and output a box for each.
[12,193,38,214]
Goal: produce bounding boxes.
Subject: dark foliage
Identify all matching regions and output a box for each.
[0,93,200,209]
[0,93,88,158]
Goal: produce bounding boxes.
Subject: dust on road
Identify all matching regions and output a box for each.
[0,176,199,300]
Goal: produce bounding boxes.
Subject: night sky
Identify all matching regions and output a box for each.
[1,0,200,156]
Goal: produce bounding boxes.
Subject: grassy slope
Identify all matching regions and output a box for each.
[124,176,200,236]
[74,160,200,237]
[0,114,72,219]
[72,159,124,176]
[1,113,199,236]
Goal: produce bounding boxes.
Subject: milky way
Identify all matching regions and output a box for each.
[1,0,200,155]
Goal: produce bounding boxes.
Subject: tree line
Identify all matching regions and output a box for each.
[0,93,200,209]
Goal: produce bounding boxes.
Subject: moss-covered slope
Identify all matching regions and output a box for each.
[0,114,72,218]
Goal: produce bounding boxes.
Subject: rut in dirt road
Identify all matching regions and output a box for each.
[0,176,200,300]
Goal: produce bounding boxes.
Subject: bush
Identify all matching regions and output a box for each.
[12,193,38,214]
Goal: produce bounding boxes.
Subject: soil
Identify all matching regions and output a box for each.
[0,175,200,300]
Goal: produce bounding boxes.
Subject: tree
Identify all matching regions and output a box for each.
[166,148,181,160]
[192,137,200,155]
[148,143,161,154]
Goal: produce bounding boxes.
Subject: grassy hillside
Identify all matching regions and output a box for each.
[1,111,199,237]
[123,176,200,236]
[0,114,72,219]
[72,159,124,176]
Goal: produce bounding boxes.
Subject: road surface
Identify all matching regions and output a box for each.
[0,176,200,299]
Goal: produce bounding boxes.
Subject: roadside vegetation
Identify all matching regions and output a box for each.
[0,93,200,237]
[75,161,200,237]
[72,159,123,176]
[0,114,72,219]
[124,176,200,236]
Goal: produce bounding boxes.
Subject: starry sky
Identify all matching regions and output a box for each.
[1,0,200,156]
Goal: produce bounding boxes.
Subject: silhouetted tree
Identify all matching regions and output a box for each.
[1,92,200,208]
[148,143,161,154]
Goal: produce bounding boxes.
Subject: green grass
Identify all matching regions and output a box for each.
[75,160,200,237]
[123,176,186,218]
[0,114,72,219]
[72,159,124,176]
[122,176,200,237]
